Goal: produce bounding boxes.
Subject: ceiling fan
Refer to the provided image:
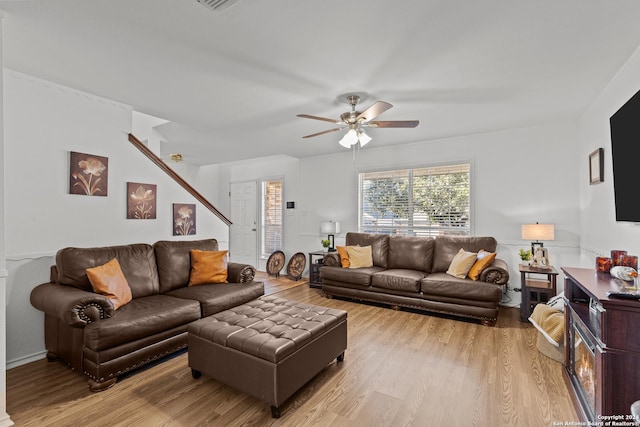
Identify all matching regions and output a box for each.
[297,95,419,148]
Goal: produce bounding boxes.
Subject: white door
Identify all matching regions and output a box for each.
[229,181,257,266]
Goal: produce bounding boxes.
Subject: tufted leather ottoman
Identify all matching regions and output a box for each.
[187,295,347,418]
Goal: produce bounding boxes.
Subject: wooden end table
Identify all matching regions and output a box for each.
[519,264,559,321]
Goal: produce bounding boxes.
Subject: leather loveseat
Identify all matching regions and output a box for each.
[320,232,509,326]
[30,239,264,391]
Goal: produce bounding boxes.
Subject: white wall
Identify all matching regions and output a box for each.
[218,120,583,304]
[579,45,640,263]
[4,71,229,367]
[298,121,582,298]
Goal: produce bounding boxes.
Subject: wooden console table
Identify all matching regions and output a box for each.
[562,267,640,422]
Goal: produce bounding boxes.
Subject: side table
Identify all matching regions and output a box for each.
[308,250,326,288]
[519,264,559,321]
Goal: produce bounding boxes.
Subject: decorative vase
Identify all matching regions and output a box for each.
[621,255,638,270]
[596,257,612,273]
[611,250,627,266]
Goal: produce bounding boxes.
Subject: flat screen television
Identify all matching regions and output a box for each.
[609,88,640,222]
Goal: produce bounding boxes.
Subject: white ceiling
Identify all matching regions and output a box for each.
[3,0,640,165]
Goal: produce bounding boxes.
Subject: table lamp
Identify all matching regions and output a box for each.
[521,222,555,255]
[320,220,340,252]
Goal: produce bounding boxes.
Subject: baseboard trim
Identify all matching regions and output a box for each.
[7,350,46,370]
[0,412,13,427]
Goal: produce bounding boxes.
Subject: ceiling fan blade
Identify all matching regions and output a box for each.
[369,120,420,128]
[302,127,345,138]
[356,101,393,122]
[297,114,340,124]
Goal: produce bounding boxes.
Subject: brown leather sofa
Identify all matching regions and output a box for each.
[320,233,509,326]
[30,239,264,391]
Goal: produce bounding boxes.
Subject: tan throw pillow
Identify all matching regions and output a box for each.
[446,248,478,279]
[189,249,228,286]
[468,250,497,281]
[336,246,350,268]
[347,245,373,268]
[86,258,132,310]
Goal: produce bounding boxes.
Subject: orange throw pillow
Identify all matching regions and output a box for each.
[189,249,228,286]
[468,250,497,281]
[86,258,132,310]
[336,246,350,268]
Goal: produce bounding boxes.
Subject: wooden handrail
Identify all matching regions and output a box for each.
[128,133,232,226]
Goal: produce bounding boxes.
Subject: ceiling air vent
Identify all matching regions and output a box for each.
[196,0,242,12]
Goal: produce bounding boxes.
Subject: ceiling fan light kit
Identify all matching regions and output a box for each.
[297,94,419,150]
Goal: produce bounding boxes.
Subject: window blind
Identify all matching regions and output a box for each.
[359,164,470,236]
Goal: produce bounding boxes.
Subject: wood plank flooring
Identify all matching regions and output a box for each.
[7,274,579,426]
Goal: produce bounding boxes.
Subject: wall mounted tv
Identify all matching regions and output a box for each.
[610,88,640,222]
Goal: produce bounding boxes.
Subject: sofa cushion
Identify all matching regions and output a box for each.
[56,244,159,298]
[347,246,373,268]
[167,281,265,317]
[372,269,425,292]
[446,248,478,279]
[86,258,132,310]
[345,232,389,268]
[84,294,201,351]
[388,235,434,272]
[189,250,228,286]
[432,236,498,273]
[468,250,497,281]
[320,266,383,286]
[421,273,502,302]
[154,239,219,293]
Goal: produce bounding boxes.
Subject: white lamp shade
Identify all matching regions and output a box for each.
[320,221,340,234]
[339,129,358,148]
[521,223,555,241]
[358,131,372,146]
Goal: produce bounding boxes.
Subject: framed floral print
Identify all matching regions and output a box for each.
[173,203,196,235]
[127,182,157,219]
[69,151,108,196]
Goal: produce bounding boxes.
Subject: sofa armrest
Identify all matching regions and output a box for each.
[228,262,256,283]
[478,258,510,285]
[30,282,114,327]
[323,252,341,267]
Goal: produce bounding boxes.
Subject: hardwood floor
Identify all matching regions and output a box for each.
[7,274,578,426]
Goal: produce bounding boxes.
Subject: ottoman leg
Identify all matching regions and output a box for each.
[191,369,202,379]
[337,352,345,362]
[271,405,281,418]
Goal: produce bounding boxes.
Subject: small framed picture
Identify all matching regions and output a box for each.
[532,246,550,269]
[173,203,196,235]
[127,182,157,219]
[589,148,604,185]
[69,151,109,196]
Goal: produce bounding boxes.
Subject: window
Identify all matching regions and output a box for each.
[359,164,470,236]
[260,178,283,258]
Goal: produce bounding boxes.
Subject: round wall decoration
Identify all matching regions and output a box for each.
[286,252,306,281]
[266,250,285,277]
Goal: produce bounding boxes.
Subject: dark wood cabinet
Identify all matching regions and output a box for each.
[562,267,640,422]
[308,251,326,288]
[519,264,558,321]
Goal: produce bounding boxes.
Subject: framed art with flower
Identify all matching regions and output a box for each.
[173,203,196,235]
[69,151,108,196]
[127,182,157,219]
